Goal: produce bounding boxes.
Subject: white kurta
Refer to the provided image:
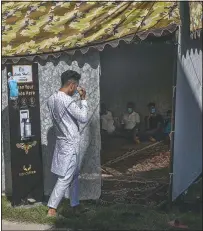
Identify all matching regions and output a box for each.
[122,111,140,130]
[101,111,115,133]
[47,91,88,177]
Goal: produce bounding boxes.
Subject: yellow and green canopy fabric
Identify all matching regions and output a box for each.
[2,1,180,57]
[189,1,202,38]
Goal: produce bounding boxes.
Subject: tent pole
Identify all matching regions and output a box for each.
[168,30,179,210]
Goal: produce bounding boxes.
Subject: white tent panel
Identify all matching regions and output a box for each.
[172,27,202,200]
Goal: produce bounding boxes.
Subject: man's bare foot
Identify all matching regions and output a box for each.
[149,137,156,142]
[47,208,57,217]
[134,137,141,144]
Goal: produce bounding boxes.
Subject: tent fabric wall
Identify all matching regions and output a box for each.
[1,50,101,200]
[172,3,202,201]
[100,42,175,121]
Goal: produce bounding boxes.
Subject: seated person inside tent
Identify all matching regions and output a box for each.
[100,103,115,134]
[163,109,172,148]
[121,102,140,142]
[135,102,164,143]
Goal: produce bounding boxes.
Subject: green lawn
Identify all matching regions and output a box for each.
[2,180,202,230]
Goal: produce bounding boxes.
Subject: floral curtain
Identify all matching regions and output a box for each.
[2,1,180,57]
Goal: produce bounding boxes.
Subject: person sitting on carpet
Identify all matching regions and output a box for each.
[164,110,172,135]
[121,102,140,142]
[100,103,115,134]
[136,102,164,143]
[164,109,172,149]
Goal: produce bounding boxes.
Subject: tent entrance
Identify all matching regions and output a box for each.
[99,36,177,206]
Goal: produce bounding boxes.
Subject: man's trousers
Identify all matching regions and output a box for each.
[47,154,79,209]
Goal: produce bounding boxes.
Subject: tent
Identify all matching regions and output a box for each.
[1,1,202,203]
[171,2,202,201]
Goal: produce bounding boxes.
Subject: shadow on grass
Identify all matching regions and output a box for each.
[3,175,201,230]
[53,179,202,230]
[53,201,170,230]
[52,199,202,230]
[2,186,202,231]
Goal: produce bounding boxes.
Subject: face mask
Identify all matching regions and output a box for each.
[73,85,79,95]
[128,108,133,114]
[74,90,78,95]
[151,108,156,114]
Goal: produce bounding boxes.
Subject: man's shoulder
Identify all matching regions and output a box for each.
[132,111,139,116]
[47,92,73,106]
[51,92,74,102]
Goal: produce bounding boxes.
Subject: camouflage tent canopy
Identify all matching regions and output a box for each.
[2,1,180,58]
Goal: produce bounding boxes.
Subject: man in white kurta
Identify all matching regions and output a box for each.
[47,70,88,217]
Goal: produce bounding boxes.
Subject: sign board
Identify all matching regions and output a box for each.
[12,65,33,83]
[6,63,44,206]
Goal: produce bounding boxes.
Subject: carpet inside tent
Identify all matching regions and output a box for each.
[101,136,170,206]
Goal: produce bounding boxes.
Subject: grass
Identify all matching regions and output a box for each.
[2,178,202,230]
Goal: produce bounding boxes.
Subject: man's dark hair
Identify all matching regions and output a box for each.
[127,102,135,108]
[61,70,81,87]
[147,102,155,107]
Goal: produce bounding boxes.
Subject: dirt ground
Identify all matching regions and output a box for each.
[100,135,170,206]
